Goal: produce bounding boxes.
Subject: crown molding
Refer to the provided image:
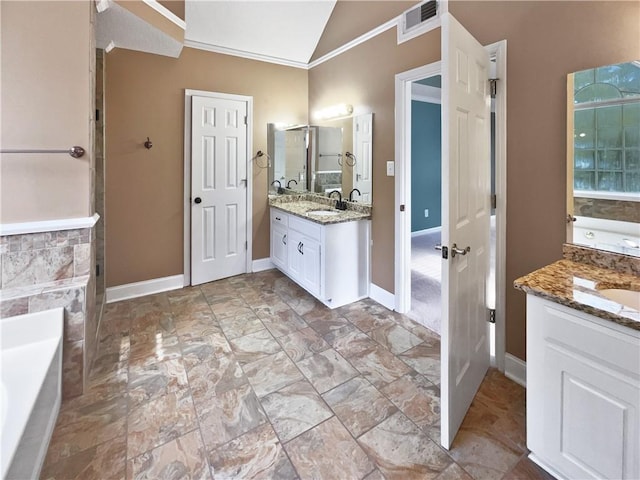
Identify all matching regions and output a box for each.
[141,0,186,29]
[184,39,309,69]
[308,16,400,70]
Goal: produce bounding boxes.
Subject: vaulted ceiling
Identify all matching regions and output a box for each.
[99,0,418,66]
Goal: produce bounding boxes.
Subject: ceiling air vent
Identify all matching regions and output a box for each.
[398,0,440,44]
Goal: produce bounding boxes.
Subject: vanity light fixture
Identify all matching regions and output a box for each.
[314,103,354,121]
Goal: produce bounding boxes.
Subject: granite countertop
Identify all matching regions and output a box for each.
[514,259,640,331]
[269,194,372,225]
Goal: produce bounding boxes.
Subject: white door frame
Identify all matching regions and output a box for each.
[394,40,507,372]
[183,89,254,286]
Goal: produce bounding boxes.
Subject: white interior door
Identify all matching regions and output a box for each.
[440,12,491,449]
[354,113,373,203]
[191,95,248,285]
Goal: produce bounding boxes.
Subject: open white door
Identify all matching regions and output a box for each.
[191,95,248,285]
[354,113,373,203]
[440,13,491,449]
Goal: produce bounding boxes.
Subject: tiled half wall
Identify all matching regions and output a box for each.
[0,227,98,399]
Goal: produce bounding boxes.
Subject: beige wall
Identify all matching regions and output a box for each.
[0,1,93,223]
[105,47,307,287]
[309,1,640,360]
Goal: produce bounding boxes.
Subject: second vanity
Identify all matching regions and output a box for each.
[269,194,371,309]
[514,245,640,480]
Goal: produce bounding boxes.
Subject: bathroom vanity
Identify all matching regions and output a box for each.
[269,195,371,308]
[515,246,640,480]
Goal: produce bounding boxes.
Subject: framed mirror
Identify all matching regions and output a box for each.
[567,61,640,256]
[267,113,373,204]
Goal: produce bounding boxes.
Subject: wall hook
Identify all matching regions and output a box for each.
[144,137,153,149]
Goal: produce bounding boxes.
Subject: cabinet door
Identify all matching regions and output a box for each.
[271,223,288,270]
[287,229,305,281]
[299,237,321,296]
[543,343,639,480]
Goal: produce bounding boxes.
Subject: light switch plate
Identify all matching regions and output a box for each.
[386,161,395,176]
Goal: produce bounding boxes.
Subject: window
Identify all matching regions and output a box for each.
[573,62,640,193]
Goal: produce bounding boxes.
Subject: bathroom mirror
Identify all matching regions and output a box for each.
[267,113,373,204]
[567,60,640,256]
[267,123,309,193]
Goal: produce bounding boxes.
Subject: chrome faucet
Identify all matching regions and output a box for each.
[348,188,361,202]
[329,190,347,210]
[287,179,298,189]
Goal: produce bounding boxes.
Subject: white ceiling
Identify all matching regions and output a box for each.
[184,1,337,65]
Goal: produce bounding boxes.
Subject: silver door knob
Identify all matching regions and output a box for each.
[451,243,470,258]
[435,244,442,251]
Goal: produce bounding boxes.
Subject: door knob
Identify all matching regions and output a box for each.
[194,197,202,204]
[451,243,471,258]
[566,214,577,223]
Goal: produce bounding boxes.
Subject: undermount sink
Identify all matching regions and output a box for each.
[598,289,640,310]
[307,210,341,217]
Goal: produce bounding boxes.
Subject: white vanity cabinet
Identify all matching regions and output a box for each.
[270,212,288,270]
[270,208,369,308]
[526,295,640,480]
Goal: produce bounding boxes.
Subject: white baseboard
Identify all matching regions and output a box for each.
[504,353,526,388]
[411,225,442,237]
[252,258,274,272]
[369,283,395,311]
[106,274,184,303]
[528,454,566,480]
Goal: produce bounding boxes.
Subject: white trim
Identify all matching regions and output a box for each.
[0,213,100,236]
[308,16,399,69]
[528,454,566,480]
[394,39,508,371]
[489,39,508,373]
[504,353,527,388]
[184,41,308,70]
[183,90,253,287]
[369,283,395,311]
[397,0,447,45]
[106,274,184,303]
[394,61,442,314]
[411,83,442,104]
[411,225,442,237]
[141,0,186,30]
[574,190,640,202]
[252,258,274,272]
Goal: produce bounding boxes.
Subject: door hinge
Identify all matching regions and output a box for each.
[96,263,100,277]
[244,115,247,125]
[488,308,496,323]
[489,78,498,98]
[491,194,497,209]
[245,241,248,250]
[400,204,405,212]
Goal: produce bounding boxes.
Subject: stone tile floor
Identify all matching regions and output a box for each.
[41,270,555,480]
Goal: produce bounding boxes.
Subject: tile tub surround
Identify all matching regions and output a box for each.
[269,192,372,224]
[514,258,640,330]
[0,226,98,399]
[41,270,553,480]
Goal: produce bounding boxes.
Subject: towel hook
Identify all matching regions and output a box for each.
[144,137,153,149]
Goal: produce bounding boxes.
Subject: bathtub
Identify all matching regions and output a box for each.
[1,308,63,480]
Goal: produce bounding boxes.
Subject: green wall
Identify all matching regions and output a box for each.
[411,100,442,232]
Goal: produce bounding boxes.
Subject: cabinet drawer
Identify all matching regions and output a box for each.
[539,299,639,376]
[289,215,321,241]
[271,209,288,227]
